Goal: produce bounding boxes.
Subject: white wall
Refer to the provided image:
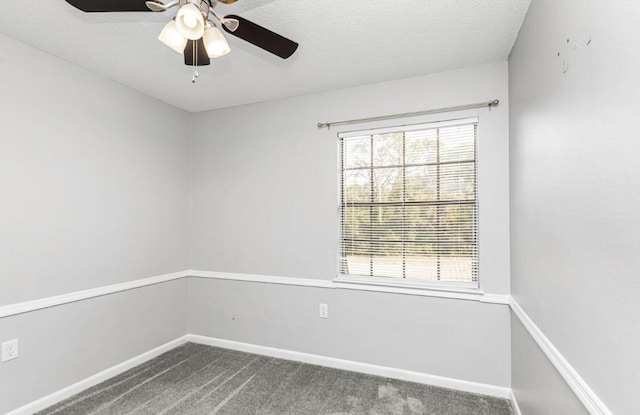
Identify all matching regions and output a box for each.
[509,1,640,413]
[0,34,190,413]
[189,62,512,387]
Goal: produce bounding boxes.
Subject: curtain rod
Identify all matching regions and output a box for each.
[317,99,499,130]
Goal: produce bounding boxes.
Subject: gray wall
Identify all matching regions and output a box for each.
[0,34,190,413]
[0,280,187,414]
[509,0,639,413]
[188,278,511,387]
[0,34,190,306]
[188,63,512,387]
[510,315,587,415]
[189,62,511,295]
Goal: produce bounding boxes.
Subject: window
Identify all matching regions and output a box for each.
[338,118,479,287]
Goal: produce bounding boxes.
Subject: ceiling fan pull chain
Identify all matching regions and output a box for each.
[192,40,199,83]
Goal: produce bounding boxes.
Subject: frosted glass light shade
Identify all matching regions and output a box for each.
[176,4,205,40]
[203,25,230,58]
[158,20,187,53]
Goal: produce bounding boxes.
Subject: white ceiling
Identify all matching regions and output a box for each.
[0,0,530,112]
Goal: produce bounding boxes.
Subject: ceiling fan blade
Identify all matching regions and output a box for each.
[222,15,298,59]
[65,0,158,12]
[184,39,211,66]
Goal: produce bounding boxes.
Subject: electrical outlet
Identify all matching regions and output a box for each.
[2,339,18,362]
[319,303,329,319]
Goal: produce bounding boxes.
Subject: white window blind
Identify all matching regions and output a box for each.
[338,118,479,285]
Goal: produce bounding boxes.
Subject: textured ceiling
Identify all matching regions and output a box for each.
[0,0,530,112]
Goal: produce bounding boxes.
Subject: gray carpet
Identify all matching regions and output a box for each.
[38,343,514,415]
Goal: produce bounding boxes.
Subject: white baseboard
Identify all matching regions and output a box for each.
[186,334,512,399]
[510,390,522,415]
[510,298,611,415]
[6,336,189,415]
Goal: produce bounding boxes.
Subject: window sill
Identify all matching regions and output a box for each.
[333,275,508,304]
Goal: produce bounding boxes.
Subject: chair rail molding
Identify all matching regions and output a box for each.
[0,269,510,320]
[509,298,612,415]
[188,270,510,304]
[0,271,189,319]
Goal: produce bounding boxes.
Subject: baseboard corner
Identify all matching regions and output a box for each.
[510,390,522,415]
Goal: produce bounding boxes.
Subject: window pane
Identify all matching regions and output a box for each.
[440,257,474,282]
[343,256,370,276]
[405,255,439,280]
[404,204,476,282]
[371,243,403,278]
[405,166,438,201]
[344,136,371,168]
[439,125,475,162]
[406,129,438,164]
[439,204,476,257]
[372,133,403,167]
[404,205,438,244]
[342,206,369,251]
[373,168,403,202]
[344,170,370,204]
[370,205,403,242]
[440,163,476,200]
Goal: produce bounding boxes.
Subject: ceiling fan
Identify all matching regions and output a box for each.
[65,0,299,80]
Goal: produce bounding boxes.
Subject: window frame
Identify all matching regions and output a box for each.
[335,117,480,291]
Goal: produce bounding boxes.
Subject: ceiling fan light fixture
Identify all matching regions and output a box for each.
[175,3,205,40]
[203,24,230,58]
[158,19,188,53]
